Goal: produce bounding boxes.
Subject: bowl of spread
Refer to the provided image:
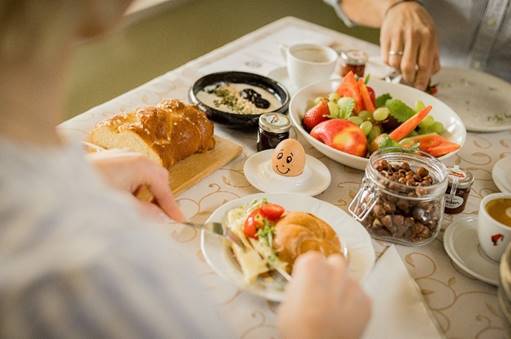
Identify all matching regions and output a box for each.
[189,71,290,128]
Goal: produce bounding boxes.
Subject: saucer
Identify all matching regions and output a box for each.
[444,217,499,286]
[492,157,511,193]
[267,67,299,95]
[243,150,331,196]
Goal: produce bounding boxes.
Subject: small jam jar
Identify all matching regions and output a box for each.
[444,166,474,214]
[257,113,291,151]
[340,49,368,78]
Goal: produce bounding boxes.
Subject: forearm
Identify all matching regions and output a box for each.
[341,0,400,28]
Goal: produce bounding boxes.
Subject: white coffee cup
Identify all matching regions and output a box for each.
[281,43,338,89]
[478,193,511,261]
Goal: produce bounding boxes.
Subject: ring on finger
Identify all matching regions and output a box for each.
[388,50,404,56]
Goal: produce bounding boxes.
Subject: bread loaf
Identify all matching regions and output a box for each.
[89,99,215,169]
[274,212,342,270]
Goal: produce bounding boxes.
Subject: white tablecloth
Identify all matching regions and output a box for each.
[60,17,510,339]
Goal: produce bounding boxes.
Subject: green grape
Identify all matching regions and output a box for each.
[328,92,340,102]
[358,110,371,121]
[432,121,445,134]
[307,99,316,110]
[360,121,373,135]
[418,126,430,135]
[373,107,390,121]
[368,125,382,141]
[415,100,426,112]
[327,101,339,117]
[419,115,434,129]
[314,96,325,105]
[348,116,363,126]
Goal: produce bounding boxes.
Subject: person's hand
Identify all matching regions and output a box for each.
[278,252,371,339]
[87,150,185,222]
[381,1,440,90]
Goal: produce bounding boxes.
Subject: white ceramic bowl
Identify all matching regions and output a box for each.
[289,78,467,170]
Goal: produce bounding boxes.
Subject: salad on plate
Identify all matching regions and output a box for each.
[302,71,461,158]
[225,198,343,284]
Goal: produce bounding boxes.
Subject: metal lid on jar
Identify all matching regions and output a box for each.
[258,112,291,134]
[447,165,474,189]
[340,49,368,65]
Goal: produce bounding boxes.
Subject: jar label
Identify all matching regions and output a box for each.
[445,194,464,209]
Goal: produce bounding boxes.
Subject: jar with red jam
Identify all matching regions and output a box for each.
[340,49,368,78]
[444,166,474,214]
[257,112,291,151]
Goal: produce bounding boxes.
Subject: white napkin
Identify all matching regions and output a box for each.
[362,246,444,339]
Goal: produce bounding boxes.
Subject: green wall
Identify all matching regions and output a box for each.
[66,0,379,120]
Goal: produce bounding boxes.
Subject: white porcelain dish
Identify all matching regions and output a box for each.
[243,150,331,196]
[444,217,499,286]
[432,67,511,132]
[289,78,467,170]
[200,193,376,302]
[492,157,511,194]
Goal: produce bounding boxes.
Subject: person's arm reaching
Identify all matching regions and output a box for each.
[87,150,185,222]
[334,0,440,90]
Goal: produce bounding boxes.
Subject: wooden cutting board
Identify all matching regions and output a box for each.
[89,135,242,201]
[168,136,242,195]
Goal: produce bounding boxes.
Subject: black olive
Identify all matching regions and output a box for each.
[254,98,270,109]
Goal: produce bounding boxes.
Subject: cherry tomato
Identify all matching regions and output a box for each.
[243,221,258,239]
[260,203,285,220]
[244,208,264,238]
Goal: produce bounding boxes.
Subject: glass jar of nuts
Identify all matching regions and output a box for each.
[349,149,448,246]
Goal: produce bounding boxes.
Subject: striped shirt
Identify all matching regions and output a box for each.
[422,0,511,81]
[0,139,233,338]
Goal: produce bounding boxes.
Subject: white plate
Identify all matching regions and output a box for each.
[492,157,511,194]
[289,78,466,170]
[432,67,511,132]
[200,193,376,302]
[243,150,331,196]
[443,217,499,286]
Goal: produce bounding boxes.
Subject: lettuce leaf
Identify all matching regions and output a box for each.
[328,97,355,119]
[385,99,416,122]
[375,93,392,108]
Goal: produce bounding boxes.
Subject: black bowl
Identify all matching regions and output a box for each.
[189,71,290,129]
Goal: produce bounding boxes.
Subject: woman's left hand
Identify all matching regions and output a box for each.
[87,150,185,222]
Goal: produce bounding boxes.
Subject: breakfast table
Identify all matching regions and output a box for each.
[60,17,510,339]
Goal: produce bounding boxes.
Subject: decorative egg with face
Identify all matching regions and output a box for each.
[272,139,306,177]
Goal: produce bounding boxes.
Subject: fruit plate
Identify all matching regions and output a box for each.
[200,193,375,302]
[289,78,466,170]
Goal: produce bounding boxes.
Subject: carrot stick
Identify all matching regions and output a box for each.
[389,105,432,141]
[401,133,443,150]
[425,143,461,157]
[358,79,375,112]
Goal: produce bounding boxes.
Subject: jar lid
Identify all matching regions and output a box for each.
[447,166,474,189]
[259,113,291,134]
[340,49,368,65]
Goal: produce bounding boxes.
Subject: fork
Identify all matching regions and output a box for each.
[182,221,246,250]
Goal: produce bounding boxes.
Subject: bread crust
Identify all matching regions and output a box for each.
[274,212,342,270]
[89,99,215,168]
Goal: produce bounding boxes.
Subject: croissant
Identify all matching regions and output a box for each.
[89,99,215,169]
[274,212,342,271]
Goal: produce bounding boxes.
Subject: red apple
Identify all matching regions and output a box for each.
[310,119,367,157]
